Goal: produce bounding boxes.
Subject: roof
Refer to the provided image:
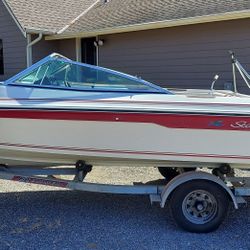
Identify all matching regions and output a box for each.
[3,0,250,38]
[3,0,98,34]
[55,0,250,38]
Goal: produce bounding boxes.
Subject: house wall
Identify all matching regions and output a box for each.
[0,1,26,81]
[99,19,250,93]
[32,36,58,63]
[58,39,76,60]
[32,37,76,63]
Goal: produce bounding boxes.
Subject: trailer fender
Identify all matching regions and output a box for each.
[160,171,238,209]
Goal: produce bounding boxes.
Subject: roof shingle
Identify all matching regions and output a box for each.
[3,0,250,36]
[62,0,250,34]
[4,0,98,33]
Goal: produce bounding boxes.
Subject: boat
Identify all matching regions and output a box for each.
[1,52,250,170]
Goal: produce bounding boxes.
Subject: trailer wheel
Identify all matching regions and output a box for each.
[158,167,196,180]
[170,180,229,233]
[158,167,179,179]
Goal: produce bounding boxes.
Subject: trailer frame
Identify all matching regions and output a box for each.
[0,164,249,233]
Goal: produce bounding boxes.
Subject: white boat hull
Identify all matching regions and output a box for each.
[1,117,250,169]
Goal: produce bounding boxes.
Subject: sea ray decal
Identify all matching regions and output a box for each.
[231,121,250,129]
[209,120,224,127]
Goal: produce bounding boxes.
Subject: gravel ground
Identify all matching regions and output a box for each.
[0,167,249,250]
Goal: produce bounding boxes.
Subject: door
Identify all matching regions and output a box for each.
[81,38,96,65]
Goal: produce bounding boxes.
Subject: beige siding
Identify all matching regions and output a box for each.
[99,19,250,92]
[0,1,26,81]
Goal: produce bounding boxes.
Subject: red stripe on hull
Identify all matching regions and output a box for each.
[0,109,250,131]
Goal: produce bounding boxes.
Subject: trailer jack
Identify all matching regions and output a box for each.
[74,160,92,182]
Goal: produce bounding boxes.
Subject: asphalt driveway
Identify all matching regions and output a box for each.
[0,167,249,250]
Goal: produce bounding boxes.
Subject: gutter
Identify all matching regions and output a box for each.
[26,28,55,35]
[26,33,43,67]
[45,9,250,40]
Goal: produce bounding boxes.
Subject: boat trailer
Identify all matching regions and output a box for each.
[0,162,249,233]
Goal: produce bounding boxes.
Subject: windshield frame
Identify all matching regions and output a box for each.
[4,54,172,94]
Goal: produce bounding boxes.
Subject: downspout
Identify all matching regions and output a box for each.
[94,36,104,66]
[26,33,43,67]
[96,44,99,66]
[96,35,99,66]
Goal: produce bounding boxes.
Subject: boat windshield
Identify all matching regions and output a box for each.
[8,56,170,94]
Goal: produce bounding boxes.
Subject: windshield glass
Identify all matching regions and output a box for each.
[14,58,167,93]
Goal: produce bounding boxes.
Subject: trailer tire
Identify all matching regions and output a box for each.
[170,180,229,233]
[158,167,179,179]
[158,167,196,179]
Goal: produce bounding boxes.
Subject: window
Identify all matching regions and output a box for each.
[0,40,4,75]
[16,60,68,86]
[15,59,159,92]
